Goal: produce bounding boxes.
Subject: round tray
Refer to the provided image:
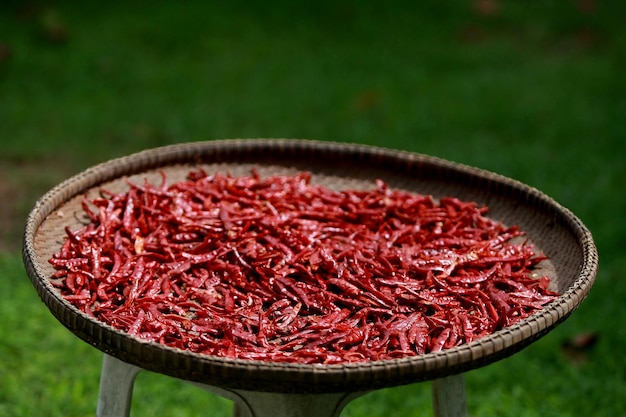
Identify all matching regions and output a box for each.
[22,139,598,394]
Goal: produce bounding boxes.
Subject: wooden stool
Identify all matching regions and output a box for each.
[97,354,467,417]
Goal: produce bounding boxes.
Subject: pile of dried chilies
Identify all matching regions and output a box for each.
[49,169,558,364]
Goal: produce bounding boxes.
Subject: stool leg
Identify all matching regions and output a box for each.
[432,373,468,417]
[97,354,142,417]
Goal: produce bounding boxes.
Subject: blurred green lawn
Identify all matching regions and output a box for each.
[1,1,625,416]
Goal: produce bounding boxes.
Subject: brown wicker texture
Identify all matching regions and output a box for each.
[22,139,598,394]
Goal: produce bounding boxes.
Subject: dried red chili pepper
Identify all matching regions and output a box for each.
[49,169,559,364]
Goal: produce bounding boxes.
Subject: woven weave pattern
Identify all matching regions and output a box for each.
[22,139,598,393]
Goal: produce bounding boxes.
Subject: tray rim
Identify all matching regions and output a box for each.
[22,138,598,393]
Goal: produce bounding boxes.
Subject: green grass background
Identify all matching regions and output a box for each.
[1,1,625,416]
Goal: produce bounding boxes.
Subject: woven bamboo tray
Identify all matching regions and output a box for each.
[22,139,598,394]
